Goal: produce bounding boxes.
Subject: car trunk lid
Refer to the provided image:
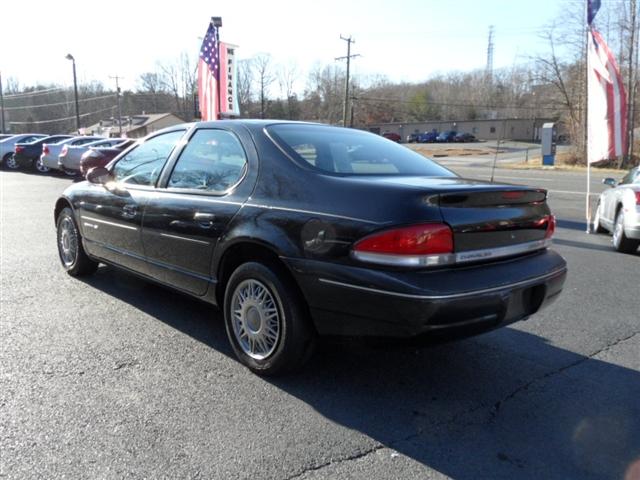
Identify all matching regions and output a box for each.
[436,182,550,253]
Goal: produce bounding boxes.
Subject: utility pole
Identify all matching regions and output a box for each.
[625,0,638,167]
[336,35,360,127]
[109,75,123,136]
[0,71,5,134]
[486,26,495,83]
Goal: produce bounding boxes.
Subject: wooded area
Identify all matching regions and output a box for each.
[2,1,638,166]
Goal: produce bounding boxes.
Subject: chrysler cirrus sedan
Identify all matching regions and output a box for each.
[54,121,567,375]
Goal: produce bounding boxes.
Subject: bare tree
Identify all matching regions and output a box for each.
[278,61,300,119]
[253,54,275,118]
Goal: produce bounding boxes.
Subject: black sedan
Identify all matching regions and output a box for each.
[54,121,567,375]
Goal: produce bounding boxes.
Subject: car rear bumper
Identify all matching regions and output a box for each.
[14,153,36,168]
[41,154,61,170]
[59,155,80,171]
[284,249,567,338]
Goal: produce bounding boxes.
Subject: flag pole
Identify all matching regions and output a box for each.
[585,0,591,233]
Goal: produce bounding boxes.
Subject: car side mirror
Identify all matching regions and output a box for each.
[602,177,617,187]
[86,166,111,185]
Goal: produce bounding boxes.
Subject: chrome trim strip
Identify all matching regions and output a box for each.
[244,203,382,225]
[159,232,210,245]
[81,215,138,231]
[83,222,98,229]
[352,239,552,267]
[318,267,566,301]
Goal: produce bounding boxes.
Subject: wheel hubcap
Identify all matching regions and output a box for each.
[6,156,18,169]
[231,279,281,360]
[36,159,49,172]
[59,217,77,266]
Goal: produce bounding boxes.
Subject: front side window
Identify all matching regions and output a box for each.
[112,130,185,186]
[168,129,247,192]
[267,124,455,177]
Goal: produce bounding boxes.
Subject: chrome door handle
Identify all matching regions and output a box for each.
[194,212,215,228]
[122,205,137,218]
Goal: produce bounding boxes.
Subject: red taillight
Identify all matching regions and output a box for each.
[354,223,454,256]
[635,191,640,205]
[545,215,556,239]
[15,145,24,153]
[43,145,49,155]
[60,145,68,156]
[502,190,525,200]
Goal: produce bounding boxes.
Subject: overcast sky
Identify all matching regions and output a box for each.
[3,0,589,93]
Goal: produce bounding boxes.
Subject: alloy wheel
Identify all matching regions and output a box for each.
[35,158,50,173]
[5,155,19,170]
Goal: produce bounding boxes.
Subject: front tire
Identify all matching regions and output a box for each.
[223,262,315,375]
[56,207,99,276]
[592,201,607,234]
[612,210,640,253]
[34,157,50,173]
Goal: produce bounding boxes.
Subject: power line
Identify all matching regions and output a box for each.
[3,94,117,111]
[8,106,115,125]
[4,87,66,99]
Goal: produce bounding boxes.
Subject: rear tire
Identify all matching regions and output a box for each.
[223,261,315,375]
[2,153,19,170]
[612,210,640,253]
[592,201,607,234]
[56,207,99,276]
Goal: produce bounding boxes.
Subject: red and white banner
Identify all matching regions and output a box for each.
[219,43,240,116]
[587,28,627,163]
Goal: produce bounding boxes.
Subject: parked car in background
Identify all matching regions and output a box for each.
[436,131,458,143]
[592,167,640,253]
[40,136,104,173]
[13,135,73,172]
[406,132,420,143]
[54,120,566,375]
[382,131,401,142]
[0,134,15,141]
[59,138,125,175]
[454,132,477,143]
[1,134,46,169]
[79,139,136,177]
[418,130,439,143]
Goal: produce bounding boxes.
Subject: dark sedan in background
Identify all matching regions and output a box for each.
[436,130,458,142]
[54,121,567,375]
[13,135,73,172]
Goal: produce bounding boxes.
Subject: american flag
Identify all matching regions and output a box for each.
[587,27,627,163]
[198,21,220,121]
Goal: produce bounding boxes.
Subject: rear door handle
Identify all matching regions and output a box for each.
[194,212,215,228]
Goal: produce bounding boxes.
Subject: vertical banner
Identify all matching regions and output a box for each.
[219,43,240,117]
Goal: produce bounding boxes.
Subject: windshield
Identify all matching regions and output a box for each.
[267,124,455,177]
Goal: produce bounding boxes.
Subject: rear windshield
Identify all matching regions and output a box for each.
[267,124,455,177]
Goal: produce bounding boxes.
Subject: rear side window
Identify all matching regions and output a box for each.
[267,124,455,177]
[113,130,185,186]
[168,129,247,192]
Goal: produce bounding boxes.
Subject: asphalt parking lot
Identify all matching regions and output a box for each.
[1,165,638,479]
